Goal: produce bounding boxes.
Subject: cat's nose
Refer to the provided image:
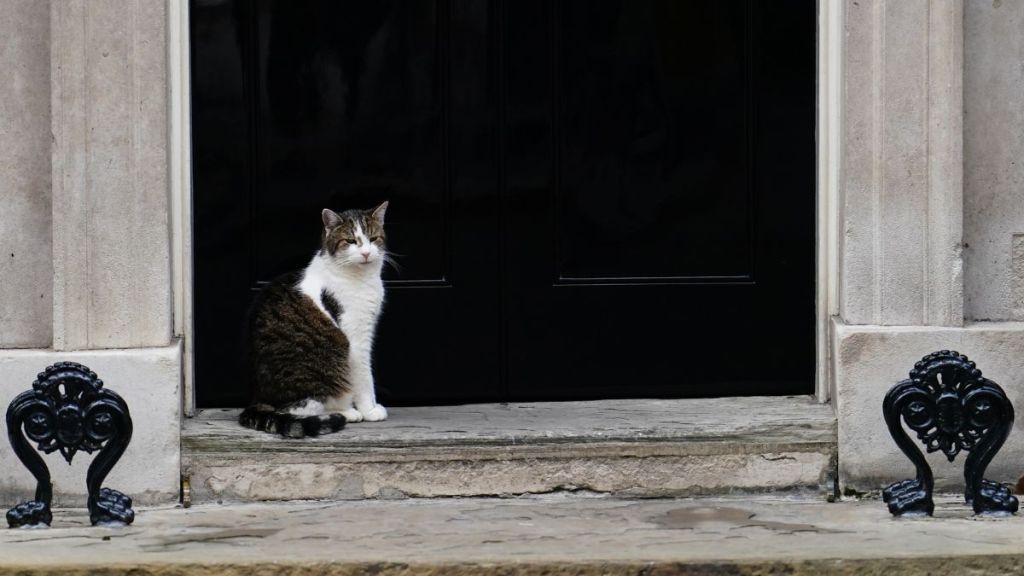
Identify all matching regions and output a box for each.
[360,251,370,261]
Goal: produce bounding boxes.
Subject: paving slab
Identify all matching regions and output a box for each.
[1,495,1024,575]
[183,396,838,501]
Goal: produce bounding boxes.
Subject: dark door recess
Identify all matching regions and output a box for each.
[190,0,815,407]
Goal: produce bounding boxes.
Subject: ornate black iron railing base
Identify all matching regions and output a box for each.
[883,351,1019,517]
[5,362,135,528]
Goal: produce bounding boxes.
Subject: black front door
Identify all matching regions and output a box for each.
[190,0,815,407]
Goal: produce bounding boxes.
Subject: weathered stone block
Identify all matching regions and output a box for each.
[0,344,182,506]
[833,319,1024,494]
[184,397,837,502]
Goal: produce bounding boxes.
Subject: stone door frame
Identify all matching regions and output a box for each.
[170,0,196,414]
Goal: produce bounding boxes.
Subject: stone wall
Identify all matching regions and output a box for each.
[835,0,1024,494]
[964,1,1024,322]
[1,0,172,350]
[839,0,963,327]
[0,0,53,348]
[51,0,172,350]
[0,0,180,506]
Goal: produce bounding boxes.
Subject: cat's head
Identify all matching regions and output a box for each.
[320,201,388,267]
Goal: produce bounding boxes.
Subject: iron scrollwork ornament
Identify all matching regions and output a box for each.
[882,351,1018,517]
[6,362,135,527]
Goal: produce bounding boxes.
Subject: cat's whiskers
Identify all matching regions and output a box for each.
[381,250,403,274]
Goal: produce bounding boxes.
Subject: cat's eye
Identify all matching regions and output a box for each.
[370,236,382,243]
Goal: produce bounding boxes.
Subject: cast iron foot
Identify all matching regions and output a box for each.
[883,479,934,517]
[971,480,1019,516]
[89,488,135,526]
[6,500,52,528]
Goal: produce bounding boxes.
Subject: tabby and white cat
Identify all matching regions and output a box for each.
[239,202,390,438]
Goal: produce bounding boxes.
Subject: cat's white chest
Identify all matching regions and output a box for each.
[333,279,383,346]
[298,256,383,349]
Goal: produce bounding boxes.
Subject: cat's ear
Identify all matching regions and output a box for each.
[322,208,343,230]
[370,201,389,224]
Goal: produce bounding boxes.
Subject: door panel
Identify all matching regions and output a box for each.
[555,0,751,281]
[191,0,815,407]
[253,1,447,283]
[192,0,501,407]
[501,0,815,399]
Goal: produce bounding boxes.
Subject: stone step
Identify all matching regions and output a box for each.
[182,396,836,503]
[2,496,1023,575]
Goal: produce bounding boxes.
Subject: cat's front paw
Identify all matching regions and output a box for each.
[361,404,388,422]
[341,408,363,423]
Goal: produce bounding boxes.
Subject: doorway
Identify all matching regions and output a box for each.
[190,0,816,407]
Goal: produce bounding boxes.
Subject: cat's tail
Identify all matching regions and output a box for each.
[239,404,346,438]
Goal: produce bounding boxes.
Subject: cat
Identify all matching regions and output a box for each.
[238,201,390,438]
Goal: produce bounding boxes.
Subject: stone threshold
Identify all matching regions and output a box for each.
[182,396,837,502]
[2,495,1023,575]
